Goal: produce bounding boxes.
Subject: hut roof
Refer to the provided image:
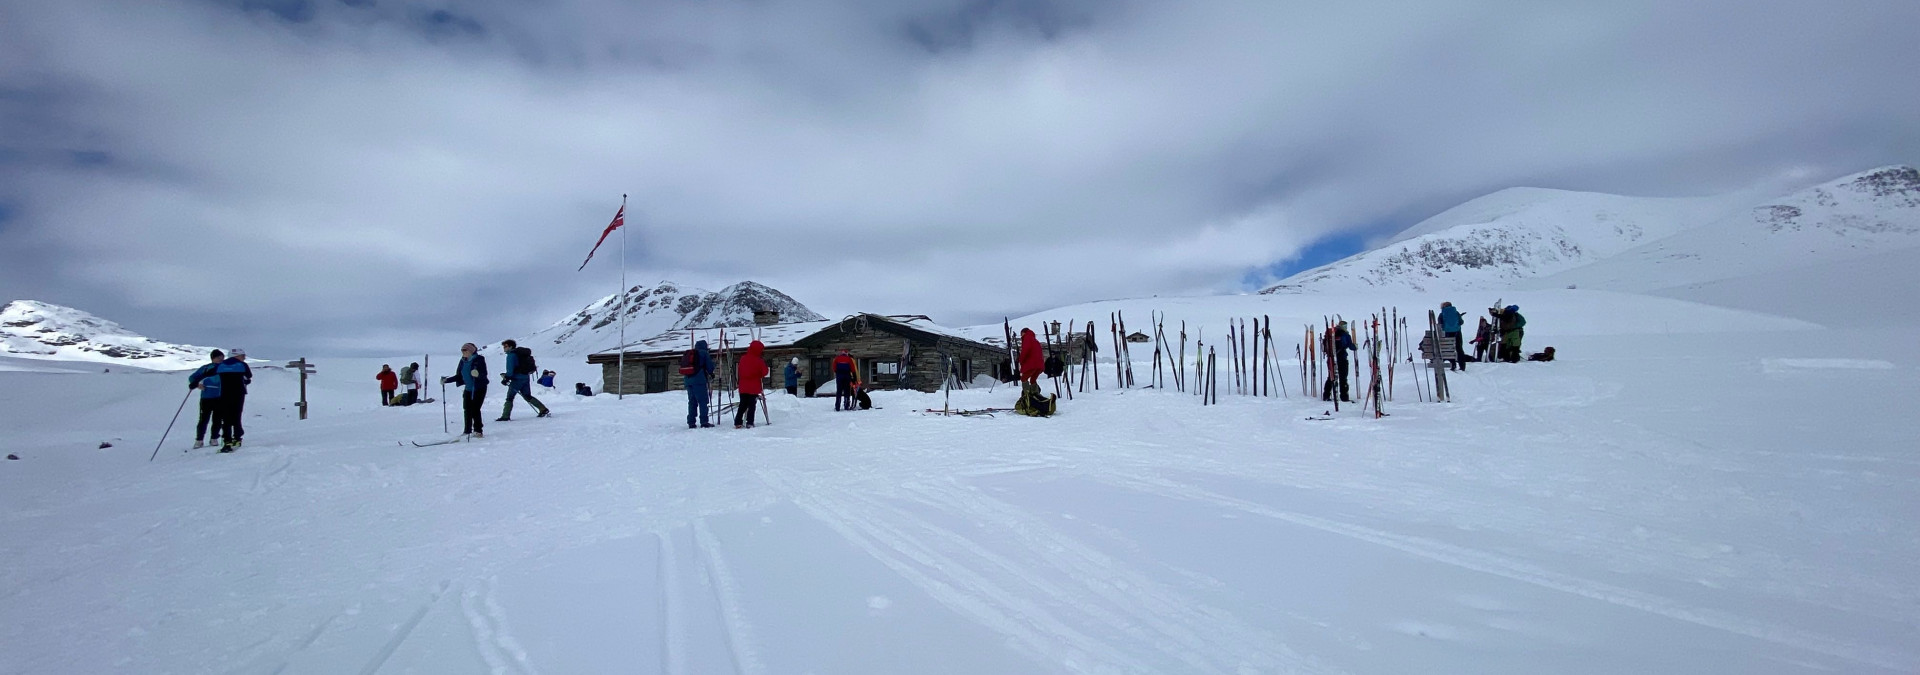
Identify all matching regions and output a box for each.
[589,313,999,361]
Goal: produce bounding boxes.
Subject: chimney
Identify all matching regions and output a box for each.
[753,309,780,326]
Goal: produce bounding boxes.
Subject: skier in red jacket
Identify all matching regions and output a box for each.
[735,340,769,428]
[1018,328,1044,383]
[376,364,399,406]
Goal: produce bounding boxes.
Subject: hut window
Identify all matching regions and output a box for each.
[876,362,900,375]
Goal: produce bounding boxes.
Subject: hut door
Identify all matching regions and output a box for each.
[809,358,832,395]
[645,364,668,393]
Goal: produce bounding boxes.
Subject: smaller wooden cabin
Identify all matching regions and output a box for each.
[588,313,1007,396]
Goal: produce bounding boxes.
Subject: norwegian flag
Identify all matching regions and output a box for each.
[577,203,625,271]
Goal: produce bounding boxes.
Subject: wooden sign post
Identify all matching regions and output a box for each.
[286,358,316,419]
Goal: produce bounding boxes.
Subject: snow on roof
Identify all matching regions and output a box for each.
[591,313,998,358]
[595,320,836,357]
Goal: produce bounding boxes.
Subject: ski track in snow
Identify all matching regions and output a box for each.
[2,301,1917,674]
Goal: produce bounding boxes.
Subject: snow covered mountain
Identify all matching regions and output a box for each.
[1262,166,1920,304]
[521,281,827,357]
[0,300,216,371]
[1261,188,1751,294]
[1535,166,1920,292]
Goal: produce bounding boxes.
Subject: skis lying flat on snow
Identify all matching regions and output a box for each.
[407,435,469,447]
[922,407,1013,417]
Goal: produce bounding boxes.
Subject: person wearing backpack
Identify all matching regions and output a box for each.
[831,349,856,411]
[397,362,420,405]
[496,339,550,421]
[681,340,716,428]
[187,349,225,449]
[1496,305,1526,363]
[734,340,769,428]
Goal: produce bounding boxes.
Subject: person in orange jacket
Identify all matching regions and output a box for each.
[735,340,769,428]
[1018,328,1044,383]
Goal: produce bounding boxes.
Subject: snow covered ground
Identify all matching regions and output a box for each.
[3,291,1917,674]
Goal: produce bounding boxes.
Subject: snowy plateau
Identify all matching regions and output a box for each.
[3,168,1919,674]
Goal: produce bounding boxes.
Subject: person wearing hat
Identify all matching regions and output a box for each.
[441,342,489,438]
[1496,305,1526,363]
[783,357,800,397]
[187,349,225,449]
[214,348,253,452]
[1327,321,1357,403]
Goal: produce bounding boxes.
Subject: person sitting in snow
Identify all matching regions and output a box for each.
[537,369,557,392]
[1527,346,1556,362]
[574,382,593,396]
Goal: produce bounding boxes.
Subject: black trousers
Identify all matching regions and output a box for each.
[195,398,222,441]
[734,393,759,427]
[1327,356,1351,401]
[1445,331,1466,371]
[219,395,246,441]
[381,389,394,405]
[463,389,486,434]
[834,375,852,410]
[785,384,798,396]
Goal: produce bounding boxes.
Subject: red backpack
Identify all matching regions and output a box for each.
[679,349,698,376]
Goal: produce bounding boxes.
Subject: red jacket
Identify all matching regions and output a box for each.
[376,370,399,391]
[737,341,769,395]
[1019,328,1044,382]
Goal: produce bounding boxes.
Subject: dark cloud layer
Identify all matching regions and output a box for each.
[2,0,1917,355]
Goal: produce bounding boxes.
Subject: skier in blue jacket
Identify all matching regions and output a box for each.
[442,343,489,437]
[213,349,253,452]
[1439,301,1466,371]
[187,349,225,449]
[496,339,549,421]
[684,340,715,428]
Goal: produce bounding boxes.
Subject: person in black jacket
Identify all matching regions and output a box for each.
[442,342,489,438]
[214,349,253,452]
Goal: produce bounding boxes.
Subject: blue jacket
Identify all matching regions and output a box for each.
[537,373,555,388]
[445,354,488,392]
[783,363,799,387]
[215,358,252,396]
[1334,327,1356,352]
[684,341,715,387]
[1439,305,1463,332]
[188,363,222,399]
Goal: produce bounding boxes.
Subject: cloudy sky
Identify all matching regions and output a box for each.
[3,0,1917,356]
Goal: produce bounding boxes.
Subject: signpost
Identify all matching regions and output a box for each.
[286,358,316,419]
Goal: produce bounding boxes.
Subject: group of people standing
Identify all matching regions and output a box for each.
[1317,301,1543,403]
[438,339,552,439]
[376,362,425,406]
[186,349,252,452]
[675,342,865,431]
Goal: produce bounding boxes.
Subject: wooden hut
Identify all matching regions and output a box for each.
[587,313,1006,396]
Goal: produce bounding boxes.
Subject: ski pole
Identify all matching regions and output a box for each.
[440,380,449,434]
[149,389,193,462]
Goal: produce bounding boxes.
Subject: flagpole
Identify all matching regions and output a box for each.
[617,194,628,400]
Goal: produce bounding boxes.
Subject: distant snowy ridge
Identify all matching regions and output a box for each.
[521,281,827,357]
[0,300,215,371]
[1535,165,1920,293]
[1262,187,1751,294]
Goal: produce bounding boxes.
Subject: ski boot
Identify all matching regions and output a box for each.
[192,440,204,449]
[536,409,551,418]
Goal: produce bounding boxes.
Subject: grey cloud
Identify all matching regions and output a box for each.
[1,0,1916,356]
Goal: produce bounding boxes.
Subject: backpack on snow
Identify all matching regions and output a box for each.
[679,349,699,376]
[513,347,537,374]
[1043,354,1065,378]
